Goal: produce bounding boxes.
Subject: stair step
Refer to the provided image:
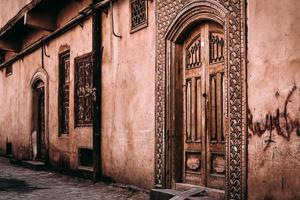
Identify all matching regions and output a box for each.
[9,159,47,171]
[150,189,215,200]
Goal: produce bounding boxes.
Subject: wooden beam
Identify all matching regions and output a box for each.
[24,11,57,32]
[0,38,21,52]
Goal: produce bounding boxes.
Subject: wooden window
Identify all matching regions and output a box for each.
[74,53,93,127]
[58,51,70,135]
[130,0,148,33]
[5,65,13,77]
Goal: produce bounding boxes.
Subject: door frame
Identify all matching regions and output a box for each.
[154,1,247,199]
[30,68,49,162]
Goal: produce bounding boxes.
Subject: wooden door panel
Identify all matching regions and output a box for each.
[36,85,46,161]
[195,77,202,143]
[209,73,225,145]
[183,25,205,186]
[206,24,226,189]
[183,77,204,185]
[207,72,225,189]
[181,22,225,190]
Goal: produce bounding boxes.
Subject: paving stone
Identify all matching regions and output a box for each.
[0,157,149,200]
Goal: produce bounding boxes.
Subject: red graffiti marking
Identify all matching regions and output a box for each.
[248,86,300,150]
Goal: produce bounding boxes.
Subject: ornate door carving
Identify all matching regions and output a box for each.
[155,1,247,199]
[206,23,225,189]
[182,22,225,189]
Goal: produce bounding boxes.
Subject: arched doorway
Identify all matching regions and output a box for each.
[32,80,46,161]
[175,21,225,189]
[30,68,49,163]
[155,1,247,199]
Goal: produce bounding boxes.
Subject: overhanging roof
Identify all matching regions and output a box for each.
[0,0,42,37]
[0,0,111,69]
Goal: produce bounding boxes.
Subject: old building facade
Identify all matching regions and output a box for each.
[0,0,299,199]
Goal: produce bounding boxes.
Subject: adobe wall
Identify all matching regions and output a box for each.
[0,0,30,29]
[0,17,93,168]
[247,0,300,199]
[0,0,155,189]
[0,0,94,170]
[101,0,156,189]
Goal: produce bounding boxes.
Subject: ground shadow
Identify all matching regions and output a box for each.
[0,178,44,193]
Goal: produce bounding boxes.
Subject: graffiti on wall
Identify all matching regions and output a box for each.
[248,85,300,150]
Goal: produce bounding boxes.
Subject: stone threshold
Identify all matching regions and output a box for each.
[150,188,215,200]
[9,158,47,171]
[150,183,225,200]
[8,157,93,179]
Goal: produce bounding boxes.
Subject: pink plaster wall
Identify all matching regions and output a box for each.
[0,0,155,190]
[101,0,156,189]
[0,0,31,29]
[247,0,300,199]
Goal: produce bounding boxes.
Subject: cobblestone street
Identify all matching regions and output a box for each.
[0,157,149,200]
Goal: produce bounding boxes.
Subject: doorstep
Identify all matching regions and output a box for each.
[77,166,93,179]
[9,158,47,171]
[175,183,225,200]
[150,188,215,200]
[8,157,93,180]
[150,183,225,200]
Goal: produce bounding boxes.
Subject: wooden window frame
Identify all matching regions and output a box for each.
[74,52,93,128]
[130,0,148,33]
[58,50,70,135]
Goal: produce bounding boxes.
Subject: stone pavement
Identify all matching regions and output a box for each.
[0,157,149,200]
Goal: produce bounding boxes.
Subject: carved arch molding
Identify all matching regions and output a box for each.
[155,0,247,199]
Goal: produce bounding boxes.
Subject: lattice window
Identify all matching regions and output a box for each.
[210,33,224,64]
[130,0,148,33]
[74,53,93,127]
[59,51,70,135]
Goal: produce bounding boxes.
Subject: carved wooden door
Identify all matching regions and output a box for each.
[182,22,225,189]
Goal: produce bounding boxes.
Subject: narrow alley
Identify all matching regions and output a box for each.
[0,157,149,200]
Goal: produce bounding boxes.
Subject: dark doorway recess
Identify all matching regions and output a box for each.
[79,148,93,167]
[33,80,46,161]
[6,142,12,155]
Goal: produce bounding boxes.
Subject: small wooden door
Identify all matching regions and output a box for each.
[182,21,225,189]
[34,81,46,161]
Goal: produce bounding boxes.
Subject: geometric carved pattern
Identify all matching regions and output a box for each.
[210,33,225,63]
[186,152,201,173]
[211,153,225,175]
[130,0,148,33]
[74,53,93,127]
[186,35,201,69]
[155,1,247,200]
